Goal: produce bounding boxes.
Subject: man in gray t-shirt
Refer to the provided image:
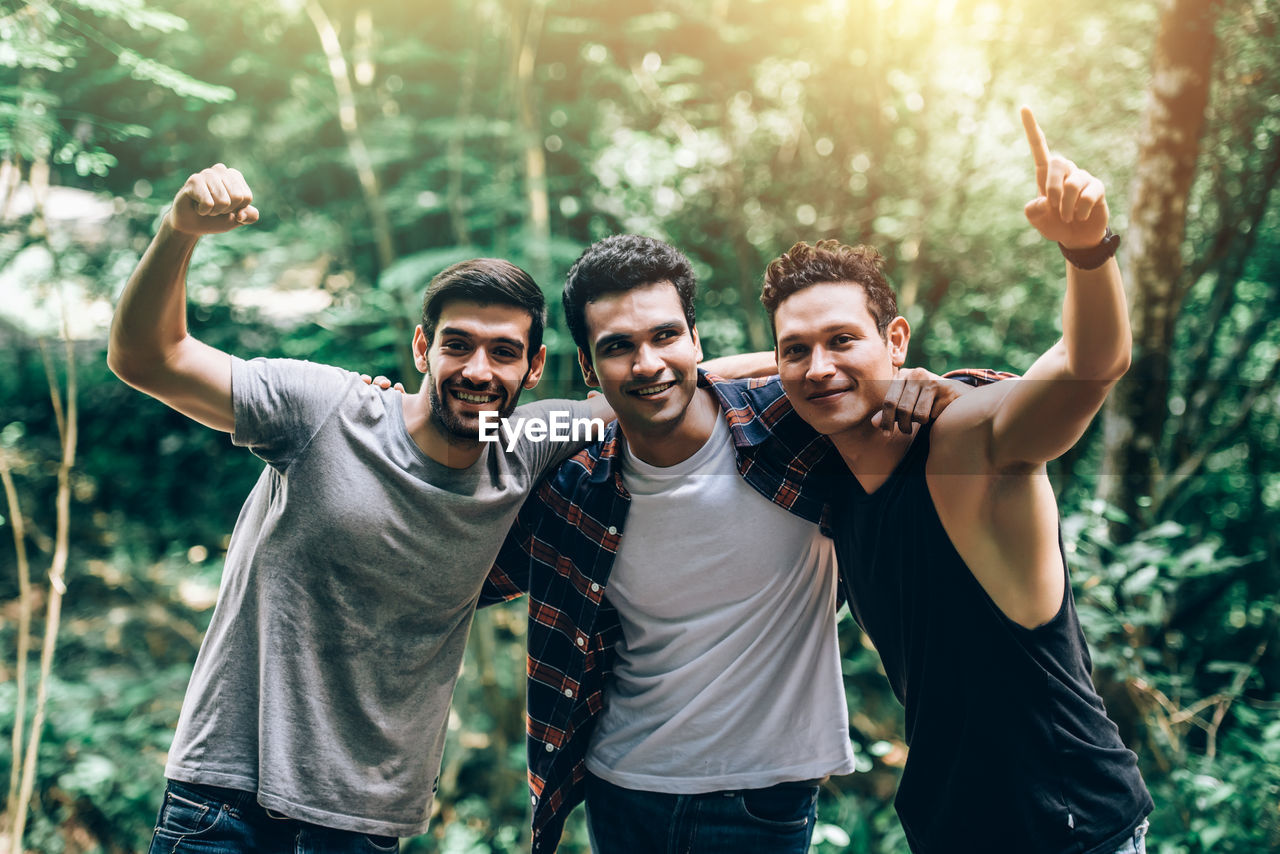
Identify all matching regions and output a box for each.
[109,164,602,852]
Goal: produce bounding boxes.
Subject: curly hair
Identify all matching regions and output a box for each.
[761,240,898,337]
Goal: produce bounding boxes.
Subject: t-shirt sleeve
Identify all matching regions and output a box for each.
[231,357,354,470]
[506,396,600,478]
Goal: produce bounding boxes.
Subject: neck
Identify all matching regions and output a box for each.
[829,419,917,494]
[620,387,720,467]
[401,390,484,468]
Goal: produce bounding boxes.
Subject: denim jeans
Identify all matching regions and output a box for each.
[147,780,399,854]
[1110,819,1150,854]
[583,772,819,854]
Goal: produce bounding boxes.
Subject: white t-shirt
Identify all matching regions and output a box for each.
[585,416,855,792]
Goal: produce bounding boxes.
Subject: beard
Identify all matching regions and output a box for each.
[426,370,528,442]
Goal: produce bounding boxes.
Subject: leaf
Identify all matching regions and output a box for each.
[1121,565,1160,596]
[117,49,235,103]
[67,0,189,33]
[378,247,481,297]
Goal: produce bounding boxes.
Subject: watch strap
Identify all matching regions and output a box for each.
[1059,228,1121,271]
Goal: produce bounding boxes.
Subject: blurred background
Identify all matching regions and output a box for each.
[1,0,1277,851]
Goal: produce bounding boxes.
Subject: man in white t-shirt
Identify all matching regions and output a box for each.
[109,164,603,853]
[483,234,966,853]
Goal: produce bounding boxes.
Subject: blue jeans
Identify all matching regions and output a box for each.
[584,772,819,854]
[147,780,399,854]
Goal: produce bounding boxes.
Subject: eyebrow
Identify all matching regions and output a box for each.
[777,323,851,349]
[439,326,526,354]
[594,321,684,353]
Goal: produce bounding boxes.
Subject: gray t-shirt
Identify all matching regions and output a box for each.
[165,357,592,836]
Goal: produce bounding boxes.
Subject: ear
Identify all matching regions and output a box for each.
[412,325,430,374]
[691,325,703,364]
[578,348,600,387]
[523,345,547,389]
[886,316,911,368]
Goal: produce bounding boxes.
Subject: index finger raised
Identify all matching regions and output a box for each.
[1021,106,1050,192]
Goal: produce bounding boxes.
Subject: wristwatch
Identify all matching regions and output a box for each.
[1059,228,1121,270]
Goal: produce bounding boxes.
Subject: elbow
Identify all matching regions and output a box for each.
[1101,336,1133,384]
[107,333,164,390]
[107,344,146,388]
[1068,343,1131,386]
[1112,348,1132,382]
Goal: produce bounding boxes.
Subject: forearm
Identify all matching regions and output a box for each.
[700,350,778,379]
[1060,256,1131,382]
[108,216,200,382]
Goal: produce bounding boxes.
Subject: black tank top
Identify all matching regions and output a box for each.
[830,424,1152,854]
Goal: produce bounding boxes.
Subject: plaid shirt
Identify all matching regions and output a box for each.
[480,367,1007,852]
[479,371,841,852]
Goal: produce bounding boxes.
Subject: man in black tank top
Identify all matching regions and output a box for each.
[758,107,1153,853]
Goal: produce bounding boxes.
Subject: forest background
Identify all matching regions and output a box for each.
[1,0,1277,851]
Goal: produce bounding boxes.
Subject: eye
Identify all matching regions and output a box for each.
[491,346,521,361]
[441,339,470,352]
[655,329,679,342]
[782,344,808,358]
[601,340,631,356]
[832,334,857,347]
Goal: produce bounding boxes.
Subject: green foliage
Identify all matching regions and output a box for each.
[1,0,1277,851]
[1066,512,1280,853]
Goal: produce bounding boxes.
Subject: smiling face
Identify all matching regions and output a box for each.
[774,282,909,438]
[579,280,703,442]
[413,299,545,442]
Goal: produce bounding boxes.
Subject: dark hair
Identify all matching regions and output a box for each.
[761,240,898,337]
[421,258,546,356]
[563,234,696,357]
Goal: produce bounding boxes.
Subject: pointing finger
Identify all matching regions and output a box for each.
[1021,106,1050,195]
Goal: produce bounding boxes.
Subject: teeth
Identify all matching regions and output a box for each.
[454,391,497,403]
[633,382,674,396]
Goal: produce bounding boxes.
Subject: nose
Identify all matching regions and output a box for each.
[460,349,494,385]
[632,342,663,377]
[805,346,835,383]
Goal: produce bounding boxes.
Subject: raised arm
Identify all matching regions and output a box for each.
[987,108,1131,469]
[107,165,260,433]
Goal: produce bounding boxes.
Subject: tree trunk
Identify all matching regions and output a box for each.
[1096,0,1222,533]
[514,0,550,287]
[304,1,419,390]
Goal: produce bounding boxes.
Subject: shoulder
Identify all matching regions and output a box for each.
[234,356,355,391]
[929,375,1044,476]
[702,372,803,441]
[702,372,787,410]
[511,395,596,423]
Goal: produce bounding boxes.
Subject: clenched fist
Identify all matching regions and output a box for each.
[168,163,259,236]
